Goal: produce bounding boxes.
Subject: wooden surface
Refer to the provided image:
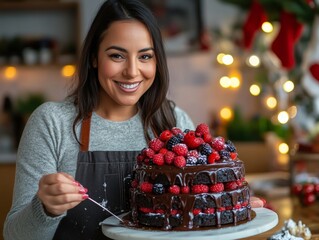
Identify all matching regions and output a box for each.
[0,163,15,240]
[241,197,319,239]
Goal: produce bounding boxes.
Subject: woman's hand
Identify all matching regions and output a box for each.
[250,196,266,208]
[37,172,88,216]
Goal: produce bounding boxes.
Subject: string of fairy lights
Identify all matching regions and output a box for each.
[2,64,76,80]
[215,20,294,167]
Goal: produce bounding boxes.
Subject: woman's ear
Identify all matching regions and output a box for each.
[92,58,97,68]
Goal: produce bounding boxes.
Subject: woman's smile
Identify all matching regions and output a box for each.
[115,81,141,92]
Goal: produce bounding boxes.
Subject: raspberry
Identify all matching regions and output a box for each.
[181,186,190,194]
[209,183,224,193]
[217,207,226,212]
[208,151,220,164]
[225,181,238,190]
[233,204,241,209]
[236,179,243,187]
[153,153,164,166]
[155,209,165,214]
[195,123,210,136]
[149,138,164,152]
[193,208,202,215]
[140,182,153,193]
[184,131,204,149]
[171,127,183,135]
[192,184,209,193]
[173,156,186,168]
[131,179,138,188]
[159,130,173,141]
[136,153,145,164]
[172,143,188,156]
[204,208,215,214]
[230,152,238,160]
[164,151,175,165]
[187,150,199,158]
[170,209,178,215]
[169,185,180,194]
[152,183,165,195]
[211,137,225,151]
[143,148,155,158]
[159,148,168,155]
[203,133,213,143]
[140,207,152,213]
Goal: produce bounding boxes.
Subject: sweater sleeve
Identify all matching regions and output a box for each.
[174,106,195,131]
[3,103,66,240]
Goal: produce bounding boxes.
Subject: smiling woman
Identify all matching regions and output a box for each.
[3,0,195,239]
[94,20,157,119]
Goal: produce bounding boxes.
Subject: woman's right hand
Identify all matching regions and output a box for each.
[37,172,88,216]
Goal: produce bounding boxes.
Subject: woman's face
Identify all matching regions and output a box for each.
[95,20,156,110]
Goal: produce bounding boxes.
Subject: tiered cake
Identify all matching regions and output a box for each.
[128,123,252,230]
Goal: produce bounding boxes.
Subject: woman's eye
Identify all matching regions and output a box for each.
[109,53,124,60]
[140,54,153,60]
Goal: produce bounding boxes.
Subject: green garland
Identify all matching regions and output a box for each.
[218,0,319,24]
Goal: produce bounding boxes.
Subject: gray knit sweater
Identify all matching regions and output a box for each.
[3,100,194,240]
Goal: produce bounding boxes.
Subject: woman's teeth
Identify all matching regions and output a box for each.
[118,82,139,89]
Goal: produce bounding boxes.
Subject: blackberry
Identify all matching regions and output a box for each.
[153,183,165,195]
[176,133,184,141]
[219,150,230,160]
[225,140,236,152]
[186,156,197,165]
[197,154,207,165]
[166,135,182,150]
[183,129,191,134]
[199,143,213,156]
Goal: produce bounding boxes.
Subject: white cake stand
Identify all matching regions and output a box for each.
[101,208,278,240]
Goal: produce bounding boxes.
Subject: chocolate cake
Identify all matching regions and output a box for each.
[128,123,252,230]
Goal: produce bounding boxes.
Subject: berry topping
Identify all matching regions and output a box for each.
[211,137,225,151]
[173,156,186,168]
[195,123,210,136]
[153,153,165,166]
[159,130,173,141]
[193,208,202,215]
[140,182,153,193]
[153,183,165,195]
[172,143,188,156]
[192,184,209,194]
[169,185,181,194]
[209,183,224,193]
[181,186,190,194]
[224,181,238,190]
[149,138,164,152]
[164,151,175,165]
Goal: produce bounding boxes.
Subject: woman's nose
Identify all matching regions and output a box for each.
[123,58,138,78]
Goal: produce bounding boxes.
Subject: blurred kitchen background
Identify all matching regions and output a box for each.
[1,0,319,238]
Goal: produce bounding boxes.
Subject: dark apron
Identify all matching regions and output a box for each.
[53,114,139,240]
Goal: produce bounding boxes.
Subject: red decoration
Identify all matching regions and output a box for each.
[309,63,319,82]
[242,0,267,49]
[271,11,304,69]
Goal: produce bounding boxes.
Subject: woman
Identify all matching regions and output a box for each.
[4,0,194,239]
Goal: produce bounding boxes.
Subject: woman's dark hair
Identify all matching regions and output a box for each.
[68,0,176,143]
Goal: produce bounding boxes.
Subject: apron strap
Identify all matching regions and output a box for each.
[80,112,92,152]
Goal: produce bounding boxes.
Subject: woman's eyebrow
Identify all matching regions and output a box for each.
[105,46,154,53]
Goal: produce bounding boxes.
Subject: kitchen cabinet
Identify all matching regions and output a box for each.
[0,1,80,66]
